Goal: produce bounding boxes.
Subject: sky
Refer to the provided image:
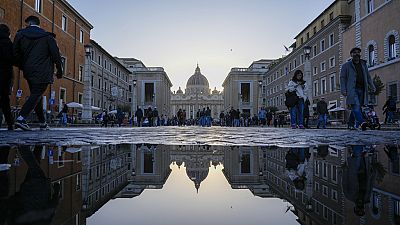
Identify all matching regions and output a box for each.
[67,0,334,91]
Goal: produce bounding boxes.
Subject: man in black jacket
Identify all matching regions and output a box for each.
[13,16,63,131]
[316,97,328,129]
[0,24,14,130]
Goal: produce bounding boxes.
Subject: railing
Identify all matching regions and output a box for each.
[131,67,164,72]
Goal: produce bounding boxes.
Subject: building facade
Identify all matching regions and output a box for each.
[223,60,273,116]
[342,0,400,120]
[117,58,173,116]
[89,40,132,113]
[264,0,352,121]
[1,0,93,115]
[170,65,224,119]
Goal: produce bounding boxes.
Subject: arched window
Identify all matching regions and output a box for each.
[368,45,375,67]
[389,35,397,60]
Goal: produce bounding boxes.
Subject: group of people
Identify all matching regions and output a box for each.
[0,16,63,131]
[285,46,382,130]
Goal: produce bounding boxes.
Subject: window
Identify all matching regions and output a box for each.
[0,7,4,20]
[240,151,252,174]
[91,75,94,87]
[289,62,292,71]
[322,185,328,197]
[367,0,374,14]
[35,0,42,13]
[368,45,375,67]
[294,59,297,68]
[79,30,84,43]
[313,26,317,34]
[78,66,83,82]
[389,35,397,60]
[58,147,64,167]
[329,33,334,47]
[329,57,336,68]
[394,199,400,221]
[307,32,310,40]
[331,165,337,183]
[240,83,251,102]
[321,19,325,28]
[62,15,67,32]
[314,182,320,192]
[300,55,304,64]
[332,190,338,201]
[60,88,66,104]
[321,78,327,94]
[78,93,83,104]
[301,37,304,45]
[372,192,380,215]
[330,74,336,92]
[313,66,318,75]
[145,83,155,102]
[320,39,326,52]
[98,55,101,64]
[329,12,334,21]
[312,46,317,57]
[313,80,319,96]
[388,83,398,102]
[61,57,66,75]
[315,161,320,175]
[323,162,328,179]
[321,61,326,72]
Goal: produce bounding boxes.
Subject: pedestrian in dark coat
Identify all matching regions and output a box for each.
[13,16,63,131]
[0,24,14,130]
[135,106,143,127]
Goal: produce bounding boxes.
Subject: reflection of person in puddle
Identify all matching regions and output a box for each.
[285,148,310,190]
[342,145,386,217]
[0,145,60,225]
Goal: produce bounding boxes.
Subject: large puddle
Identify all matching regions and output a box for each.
[0,144,399,225]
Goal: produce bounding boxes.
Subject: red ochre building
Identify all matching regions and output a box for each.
[0,0,93,114]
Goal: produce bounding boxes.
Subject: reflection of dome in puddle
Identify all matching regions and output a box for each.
[186,167,209,193]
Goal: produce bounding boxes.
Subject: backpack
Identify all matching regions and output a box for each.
[285,91,299,108]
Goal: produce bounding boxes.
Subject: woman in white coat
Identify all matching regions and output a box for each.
[286,70,308,129]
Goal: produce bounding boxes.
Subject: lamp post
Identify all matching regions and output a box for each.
[132,79,137,115]
[82,44,93,123]
[303,46,313,116]
[258,80,263,111]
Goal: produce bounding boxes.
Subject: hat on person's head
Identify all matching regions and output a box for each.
[350,47,361,54]
[25,15,40,25]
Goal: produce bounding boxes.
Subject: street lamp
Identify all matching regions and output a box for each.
[303,45,313,116]
[258,80,263,111]
[82,44,93,123]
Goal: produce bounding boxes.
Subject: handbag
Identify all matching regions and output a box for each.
[285,91,299,108]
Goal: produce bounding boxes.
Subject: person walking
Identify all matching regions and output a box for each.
[286,70,308,129]
[258,107,266,127]
[303,98,310,129]
[0,24,14,130]
[60,103,68,126]
[382,96,396,124]
[13,16,63,131]
[316,97,328,129]
[340,47,376,130]
[135,106,143,127]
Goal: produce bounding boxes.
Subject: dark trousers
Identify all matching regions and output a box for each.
[19,82,48,123]
[0,91,13,126]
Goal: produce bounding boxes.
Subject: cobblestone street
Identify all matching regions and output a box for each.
[1,126,399,146]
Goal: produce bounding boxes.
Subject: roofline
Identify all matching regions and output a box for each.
[60,0,94,29]
[116,57,146,68]
[294,0,342,39]
[90,39,131,74]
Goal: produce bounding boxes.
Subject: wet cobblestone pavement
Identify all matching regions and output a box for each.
[1,126,399,146]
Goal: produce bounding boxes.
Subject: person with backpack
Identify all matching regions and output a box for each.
[382,96,396,124]
[316,97,328,129]
[286,70,308,129]
[13,16,63,131]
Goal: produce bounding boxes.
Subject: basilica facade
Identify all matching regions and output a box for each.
[170,65,224,119]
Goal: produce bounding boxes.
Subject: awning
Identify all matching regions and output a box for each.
[91,106,102,111]
[329,107,346,112]
[66,147,82,153]
[67,102,83,108]
[109,110,118,114]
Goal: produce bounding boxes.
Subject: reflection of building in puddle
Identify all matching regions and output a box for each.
[342,144,400,225]
[81,144,131,219]
[223,146,276,198]
[263,145,345,225]
[0,145,82,225]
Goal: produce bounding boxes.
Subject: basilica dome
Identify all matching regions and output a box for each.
[185,64,210,95]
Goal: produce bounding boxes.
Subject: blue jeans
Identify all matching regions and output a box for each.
[290,99,304,126]
[387,111,394,123]
[351,88,364,127]
[317,114,327,128]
